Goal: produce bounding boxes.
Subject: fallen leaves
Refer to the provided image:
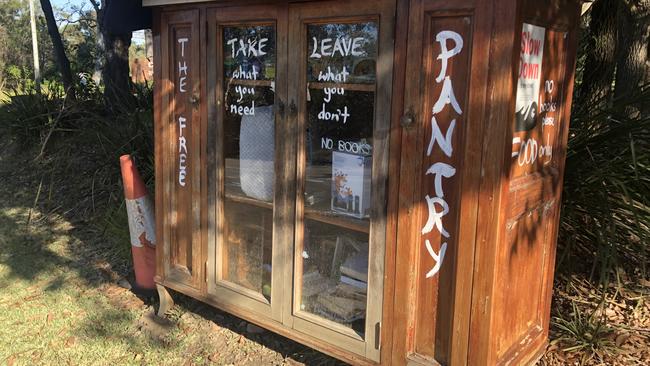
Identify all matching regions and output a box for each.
[541,273,650,365]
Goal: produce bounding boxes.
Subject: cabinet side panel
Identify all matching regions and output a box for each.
[490,1,581,365]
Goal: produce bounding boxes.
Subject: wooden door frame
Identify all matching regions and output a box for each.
[286,0,396,361]
[205,3,288,322]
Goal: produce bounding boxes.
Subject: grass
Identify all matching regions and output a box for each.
[0,90,342,366]
[0,75,647,365]
[0,143,189,365]
[552,302,615,355]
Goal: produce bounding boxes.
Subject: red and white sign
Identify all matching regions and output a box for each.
[515,23,545,132]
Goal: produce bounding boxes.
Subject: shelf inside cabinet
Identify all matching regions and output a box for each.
[304,208,370,234]
[228,79,273,87]
[225,192,273,209]
[307,81,375,92]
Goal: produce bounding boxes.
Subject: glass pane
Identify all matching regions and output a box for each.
[300,222,369,335]
[222,24,276,300]
[299,21,378,335]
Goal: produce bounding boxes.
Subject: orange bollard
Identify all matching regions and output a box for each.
[120,155,156,290]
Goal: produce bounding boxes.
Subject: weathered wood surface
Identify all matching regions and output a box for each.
[151,0,582,365]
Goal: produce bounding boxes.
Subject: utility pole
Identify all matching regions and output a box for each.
[29,0,41,93]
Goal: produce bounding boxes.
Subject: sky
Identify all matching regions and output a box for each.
[51,0,86,11]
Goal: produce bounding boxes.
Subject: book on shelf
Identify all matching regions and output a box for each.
[340,275,367,291]
[340,248,368,282]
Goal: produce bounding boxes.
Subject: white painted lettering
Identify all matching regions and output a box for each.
[177,115,188,187]
[425,162,456,198]
[179,77,187,93]
[432,76,462,115]
[427,117,455,157]
[317,66,350,83]
[421,195,450,238]
[310,36,367,58]
[178,38,188,57]
[318,104,350,124]
[227,37,268,58]
[422,30,465,279]
[425,241,447,278]
[435,31,463,83]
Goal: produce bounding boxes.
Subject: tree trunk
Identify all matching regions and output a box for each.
[614,0,650,116]
[39,0,75,100]
[578,0,619,114]
[102,31,133,109]
[91,0,105,86]
[92,23,105,86]
[91,0,133,109]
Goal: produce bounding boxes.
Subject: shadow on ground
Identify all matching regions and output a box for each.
[0,124,345,365]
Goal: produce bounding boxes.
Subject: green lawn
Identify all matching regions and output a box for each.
[0,162,200,365]
[0,124,339,366]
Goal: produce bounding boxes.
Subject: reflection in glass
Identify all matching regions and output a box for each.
[299,21,378,335]
[222,25,276,299]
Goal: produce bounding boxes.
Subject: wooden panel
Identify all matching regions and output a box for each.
[414,12,473,360]
[494,23,572,366]
[471,0,580,364]
[393,0,492,364]
[380,0,409,362]
[467,0,520,363]
[157,9,203,290]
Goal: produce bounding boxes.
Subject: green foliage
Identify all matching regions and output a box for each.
[552,301,616,359]
[0,0,100,94]
[59,8,99,76]
[558,87,650,283]
[0,0,56,93]
[3,82,65,143]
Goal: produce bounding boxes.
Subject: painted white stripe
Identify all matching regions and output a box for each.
[125,196,156,248]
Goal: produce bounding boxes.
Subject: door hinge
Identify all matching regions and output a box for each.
[205,260,208,283]
[375,322,381,350]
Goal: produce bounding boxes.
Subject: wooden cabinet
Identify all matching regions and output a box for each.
[150,0,581,364]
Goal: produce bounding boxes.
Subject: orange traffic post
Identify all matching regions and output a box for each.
[119,155,156,290]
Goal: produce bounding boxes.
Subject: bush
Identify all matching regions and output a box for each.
[558,87,650,283]
[0,80,155,249]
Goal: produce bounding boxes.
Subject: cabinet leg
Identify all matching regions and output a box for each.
[156,284,174,317]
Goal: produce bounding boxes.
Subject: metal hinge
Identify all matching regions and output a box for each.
[205,260,208,283]
[375,322,381,350]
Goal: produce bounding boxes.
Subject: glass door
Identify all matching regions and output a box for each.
[207,5,286,322]
[287,1,394,360]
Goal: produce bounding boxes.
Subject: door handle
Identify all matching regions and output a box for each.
[400,108,415,129]
[190,94,200,107]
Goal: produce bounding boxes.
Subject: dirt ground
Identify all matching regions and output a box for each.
[0,131,347,366]
[0,125,648,366]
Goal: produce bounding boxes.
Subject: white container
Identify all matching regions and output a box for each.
[240,105,274,201]
[331,151,372,218]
